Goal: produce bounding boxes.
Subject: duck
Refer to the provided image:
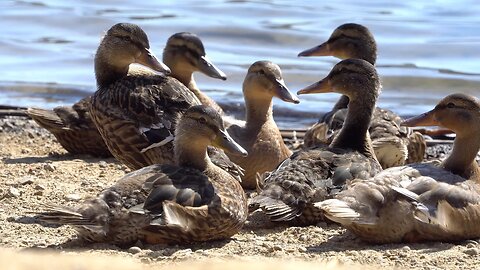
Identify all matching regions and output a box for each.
[26,96,112,157]
[90,23,233,172]
[316,93,480,243]
[28,31,228,159]
[299,23,426,168]
[249,59,382,225]
[225,61,299,189]
[36,105,249,245]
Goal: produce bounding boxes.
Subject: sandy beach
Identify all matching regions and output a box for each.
[0,115,478,269]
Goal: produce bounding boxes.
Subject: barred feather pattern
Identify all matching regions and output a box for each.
[250,147,381,225]
[318,163,480,243]
[90,74,200,169]
[27,97,112,157]
[36,164,248,245]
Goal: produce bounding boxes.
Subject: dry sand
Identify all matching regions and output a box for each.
[0,115,479,270]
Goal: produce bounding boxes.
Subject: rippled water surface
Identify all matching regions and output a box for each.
[1,0,479,127]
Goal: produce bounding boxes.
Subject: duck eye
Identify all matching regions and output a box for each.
[198,117,207,124]
[447,102,455,108]
[258,69,265,75]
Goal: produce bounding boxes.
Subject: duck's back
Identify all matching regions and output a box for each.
[27,97,112,157]
[252,146,381,225]
[91,73,201,169]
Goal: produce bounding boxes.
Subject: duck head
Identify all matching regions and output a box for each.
[96,23,170,75]
[297,58,380,101]
[243,61,299,104]
[163,32,226,80]
[178,105,247,157]
[402,93,480,136]
[298,23,377,65]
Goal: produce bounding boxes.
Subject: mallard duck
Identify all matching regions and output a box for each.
[90,23,203,170]
[316,93,480,243]
[28,31,226,158]
[299,23,426,168]
[163,32,227,114]
[225,61,299,189]
[26,96,111,157]
[37,105,249,245]
[249,59,382,225]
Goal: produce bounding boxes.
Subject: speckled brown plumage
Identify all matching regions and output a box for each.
[89,24,238,177]
[300,23,426,168]
[317,93,480,243]
[226,61,299,189]
[250,59,383,225]
[27,96,111,157]
[91,74,199,169]
[36,105,248,245]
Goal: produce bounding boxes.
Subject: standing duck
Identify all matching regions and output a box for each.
[37,105,249,245]
[26,96,111,157]
[250,59,382,225]
[226,61,299,189]
[316,93,480,243]
[299,23,426,168]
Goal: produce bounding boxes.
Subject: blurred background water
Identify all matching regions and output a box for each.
[0,0,479,128]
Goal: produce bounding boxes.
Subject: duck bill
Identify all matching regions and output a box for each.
[198,55,227,80]
[213,129,248,157]
[136,48,171,74]
[274,79,300,104]
[402,110,439,127]
[298,42,330,57]
[297,78,332,95]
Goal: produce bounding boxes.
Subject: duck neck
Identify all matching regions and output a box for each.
[94,45,130,89]
[331,95,350,111]
[442,131,480,181]
[330,93,376,160]
[244,92,274,131]
[174,132,211,171]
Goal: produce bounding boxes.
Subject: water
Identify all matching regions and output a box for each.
[1,0,480,128]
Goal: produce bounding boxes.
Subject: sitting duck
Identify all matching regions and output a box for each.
[226,61,299,189]
[28,30,227,159]
[89,23,234,172]
[249,59,382,225]
[37,105,249,245]
[316,93,480,243]
[299,23,426,168]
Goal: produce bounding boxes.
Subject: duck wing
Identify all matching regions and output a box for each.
[251,146,381,224]
[91,74,201,169]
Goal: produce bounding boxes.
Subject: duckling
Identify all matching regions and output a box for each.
[226,61,299,189]
[36,105,249,245]
[26,96,111,157]
[250,59,382,225]
[316,93,480,243]
[299,23,426,168]
[90,23,204,170]
[163,32,227,114]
